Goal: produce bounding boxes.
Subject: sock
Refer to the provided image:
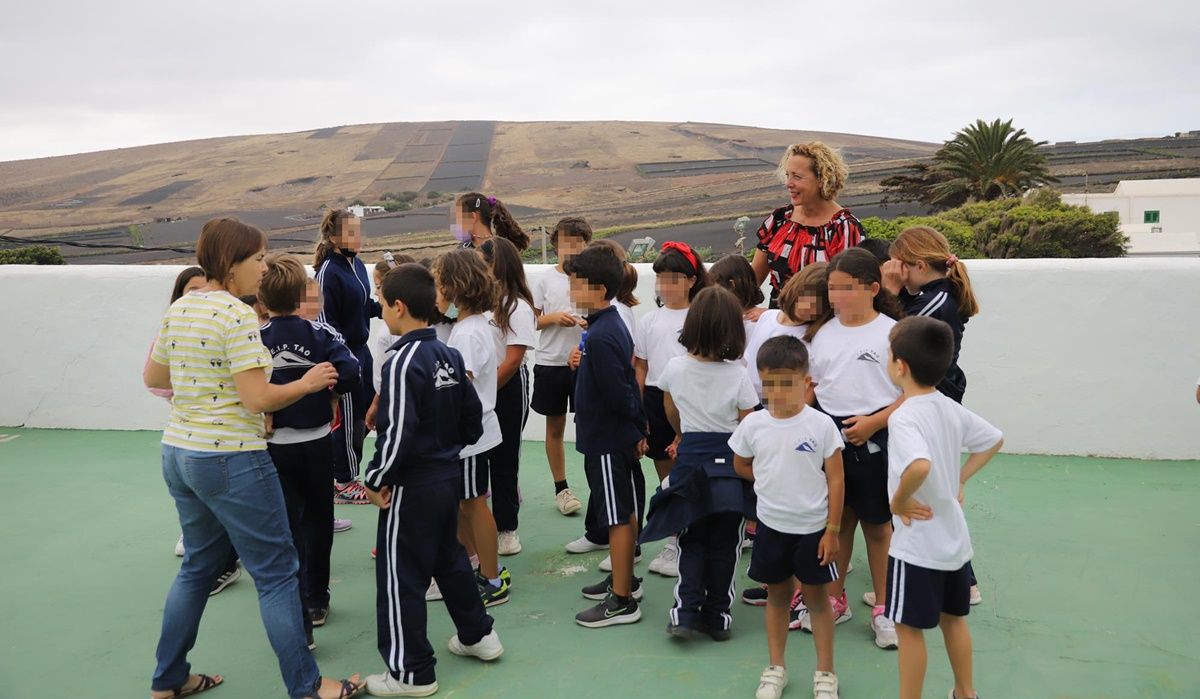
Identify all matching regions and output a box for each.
[489,576,502,587]
[872,604,885,617]
[554,480,568,494]
[612,593,631,604]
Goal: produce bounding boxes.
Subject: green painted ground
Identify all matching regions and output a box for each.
[0,428,1198,698]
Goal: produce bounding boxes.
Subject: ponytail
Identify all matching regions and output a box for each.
[457,192,530,251]
[315,208,353,268]
[889,225,978,318]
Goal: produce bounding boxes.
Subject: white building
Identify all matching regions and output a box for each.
[347,204,386,217]
[1062,178,1200,257]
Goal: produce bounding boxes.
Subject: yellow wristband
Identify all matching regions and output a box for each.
[826,523,841,534]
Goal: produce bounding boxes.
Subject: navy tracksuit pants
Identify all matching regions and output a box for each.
[671,511,744,631]
[374,477,493,685]
[333,344,373,483]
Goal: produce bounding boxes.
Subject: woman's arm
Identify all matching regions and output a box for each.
[233,364,338,414]
[751,249,770,285]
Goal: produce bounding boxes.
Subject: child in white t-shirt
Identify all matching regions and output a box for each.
[433,250,508,607]
[639,287,758,640]
[709,253,767,338]
[633,241,710,577]
[744,262,829,398]
[884,316,1002,699]
[731,335,845,699]
[479,237,539,556]
[530,218,590,518]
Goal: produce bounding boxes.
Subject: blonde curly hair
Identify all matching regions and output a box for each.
[775,141,848,201]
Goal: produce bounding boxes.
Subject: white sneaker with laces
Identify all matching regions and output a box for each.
[648,538,680,577]
[425,579,443,601]
[365,672,438,697]
[448,630,504,661]
[565,535,609,554]
[813,671,839,699]
[755,665,788,699]
[556,488,583,515]
[863,591,876,607]
[598,551,642,572]
[872,611,899,649]
[498,531,522,556]
[174,534,185,557]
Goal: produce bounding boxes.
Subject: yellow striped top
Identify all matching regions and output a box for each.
[151,291,272,451]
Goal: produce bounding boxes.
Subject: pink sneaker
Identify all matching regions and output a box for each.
[334,481,370,505]
[799,592,853,632]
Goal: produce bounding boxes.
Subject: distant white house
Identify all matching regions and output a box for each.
[1062,178,1200,257]
[348,204,386,217]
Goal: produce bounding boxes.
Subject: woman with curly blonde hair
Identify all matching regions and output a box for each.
[752,142,866,308]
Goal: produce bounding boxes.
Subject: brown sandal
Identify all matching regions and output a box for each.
[157,673,223,698]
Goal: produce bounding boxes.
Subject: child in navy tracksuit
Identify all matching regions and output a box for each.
[641,287,759,640]
[564,244,649,628]
[363,263,503,696]
[258,254,361,636]
[314,209,381,501]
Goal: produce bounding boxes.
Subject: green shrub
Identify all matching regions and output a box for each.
[0,245,66,265]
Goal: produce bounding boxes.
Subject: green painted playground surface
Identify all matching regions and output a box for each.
[0,428,1198,698]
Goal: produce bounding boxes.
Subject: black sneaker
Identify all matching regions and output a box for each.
[666,621,700,639]
[306,628,316,650]
[477,572,510,607]
[209,565,241,596]
[741,585,768,606]
[698,620,732,642]
[575,593,641,628]
[308,607,329,627]
[581,574,644,601]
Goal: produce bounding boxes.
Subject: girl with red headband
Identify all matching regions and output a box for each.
[630,241,710,579]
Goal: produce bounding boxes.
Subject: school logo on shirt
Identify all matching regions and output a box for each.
[795,438,817,454]
[272,349,315,370]
[856,350,881,364]
[433,360,459,389]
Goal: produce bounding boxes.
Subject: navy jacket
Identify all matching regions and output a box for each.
[899,278,967,402]
[316,252,382,348]
[574,305,646,455]
[364,328,484,489]
[261,315,360,430]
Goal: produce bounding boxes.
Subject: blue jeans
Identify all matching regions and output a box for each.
[152,445,321,698]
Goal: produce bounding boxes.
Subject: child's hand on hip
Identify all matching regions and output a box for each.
[841,414,879,446]
[890,495,932,526]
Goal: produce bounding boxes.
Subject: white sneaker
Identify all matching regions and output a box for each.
[872,611,899,650]
[863,591,876,607]
[365,672,438,697]
[333,517,353,533]
[755,665,788,699]
[174,534,185,557]
[565,535,609,554]
[969,584,983,606]
[425,580,443,601]
[498,531,522,556]
[556,488,583,515]
[448,630,504,661]
[813,671,839,699]
[648,539,680,577]
[845,561,854,575]
[598,551,642,572]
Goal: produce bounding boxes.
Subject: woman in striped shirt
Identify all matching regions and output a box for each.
[144,218,363,699]
[752,142,865,309]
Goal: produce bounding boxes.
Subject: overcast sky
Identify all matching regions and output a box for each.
[1,0,1196,162]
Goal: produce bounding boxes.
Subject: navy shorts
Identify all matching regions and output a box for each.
[460,453,489,500]
[643,386,676,461]
[748,523,840,586]
[885,556,971,629]
[583,448,641,528]
[833,417,890,525]
[531,364,575,417]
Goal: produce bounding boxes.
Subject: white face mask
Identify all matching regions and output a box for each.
[443,303,460,321]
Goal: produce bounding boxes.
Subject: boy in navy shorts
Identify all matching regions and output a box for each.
[731,336,845,699]
[885,317,1003,699]
[363,264,504,697]
[564,244,648,628]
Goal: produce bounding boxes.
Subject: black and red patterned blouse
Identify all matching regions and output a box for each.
[756,205,865,306]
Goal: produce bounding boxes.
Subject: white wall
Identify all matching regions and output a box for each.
[1062,191,1200,233]
[1,259,1198,459]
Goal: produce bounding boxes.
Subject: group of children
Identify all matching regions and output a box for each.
[156,198,1003,699]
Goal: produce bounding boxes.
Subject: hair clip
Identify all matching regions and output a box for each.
[383,251,398,269]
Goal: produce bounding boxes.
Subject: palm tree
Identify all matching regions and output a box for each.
[929,119,1058,205]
